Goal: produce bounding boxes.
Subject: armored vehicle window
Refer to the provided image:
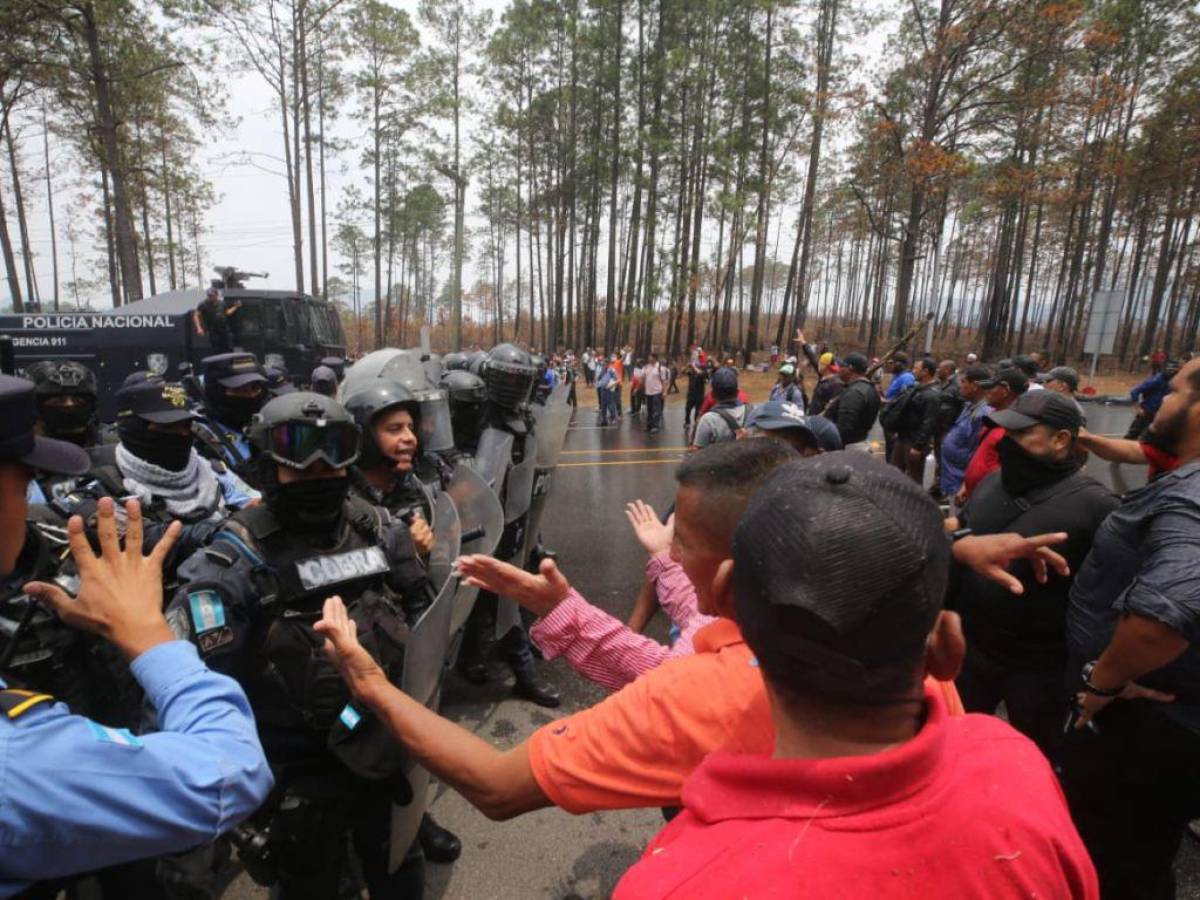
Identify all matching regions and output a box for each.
[308,302,337,344]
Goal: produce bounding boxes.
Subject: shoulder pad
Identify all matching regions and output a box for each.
[0,688,54,721]
[232,504,283,540]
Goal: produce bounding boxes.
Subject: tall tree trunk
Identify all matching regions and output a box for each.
[42,103,59,310]
[603,0,623,352]
[745,4,773,365]
[80,2,142,301]
[300,4,319,299]
[5,123,38,305]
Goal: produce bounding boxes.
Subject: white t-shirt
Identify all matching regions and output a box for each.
[643,363,666,396]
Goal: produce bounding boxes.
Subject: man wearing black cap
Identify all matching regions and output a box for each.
[887,357,942,484]
[193,353,268,478]
[690,367,747,451]
[0,374,272,892]
[957,366,1028,501]
[939,365,991,500]
[613,452,1097,899]
[825,352,879,450]
[23,360,104,503]
[950,391,1118,757]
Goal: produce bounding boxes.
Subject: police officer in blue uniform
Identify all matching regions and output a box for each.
[192,352,268,479]
[167,391,433,899]
[0,373,273,895]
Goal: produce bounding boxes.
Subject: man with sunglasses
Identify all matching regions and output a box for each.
[166,391,435,899]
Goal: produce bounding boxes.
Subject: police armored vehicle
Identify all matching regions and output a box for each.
[0,266,346,420]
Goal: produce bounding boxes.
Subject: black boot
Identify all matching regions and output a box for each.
[513,675,561,708]
[418,813,462,865]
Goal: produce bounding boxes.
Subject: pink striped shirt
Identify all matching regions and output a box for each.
[529,553,718,693]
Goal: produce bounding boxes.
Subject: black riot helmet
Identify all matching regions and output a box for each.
[248,392,362,534]
[248,392,362,473]
[25,360,99,446]
[440,370,488,454]
[483,343,537,410]
[442,352,470,372]
[343,380,421,471]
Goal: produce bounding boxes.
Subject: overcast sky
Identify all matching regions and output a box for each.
[4,0,891,313]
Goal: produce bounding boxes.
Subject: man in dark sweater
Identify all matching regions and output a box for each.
[951,391,1118,759]
[825,352,878,450]
[890,357,942,484]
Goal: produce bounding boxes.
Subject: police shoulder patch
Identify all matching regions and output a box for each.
[188,589,227,633]
[87,720,143,749]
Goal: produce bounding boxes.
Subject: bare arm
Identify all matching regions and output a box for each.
[192,310,205,336]
[315,596,550,820]
[626,577,658,634]
[1074,614,1185,728]
[1076,428,1148,465]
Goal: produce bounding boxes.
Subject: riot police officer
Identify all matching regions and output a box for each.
[193,353,268,479]
[343,382,465,867]
[440,370,488,460]
[168,391,432,899]
[344,382,433,549]
[25,360,103,503]
[456,344,559,708]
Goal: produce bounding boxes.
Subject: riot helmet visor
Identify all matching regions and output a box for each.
[264,420,361,471]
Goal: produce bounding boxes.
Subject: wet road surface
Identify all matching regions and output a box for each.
[231,394,1200,899]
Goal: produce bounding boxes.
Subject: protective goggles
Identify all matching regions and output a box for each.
[264,420,362,470]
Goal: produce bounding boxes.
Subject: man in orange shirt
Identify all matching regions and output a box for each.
[312,442,1072,821]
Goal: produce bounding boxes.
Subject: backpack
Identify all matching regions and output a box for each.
[879,385,916,432]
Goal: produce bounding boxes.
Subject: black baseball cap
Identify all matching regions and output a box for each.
[711,366,739,398]
[746,401,844,451]
[116,380,197,424]
[1046,366,1080,392]
[0,374,91,474]
[843,352,868,374]
[986,389,1082,435]
[732,452,948,693]
[975,367,1028,394]
[202,352,267,389]
[960,365,992,384]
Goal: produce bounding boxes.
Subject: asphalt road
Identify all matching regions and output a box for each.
[228,393,1200,899]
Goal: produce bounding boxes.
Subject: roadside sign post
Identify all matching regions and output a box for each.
[1083,289,1124,388]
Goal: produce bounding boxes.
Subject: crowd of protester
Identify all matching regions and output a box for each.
[3,324,1200,900]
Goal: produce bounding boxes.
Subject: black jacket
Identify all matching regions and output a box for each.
[951,469,1119,668]
[828,377,879,445]
[895,381,942,450]
[810,375,844,417]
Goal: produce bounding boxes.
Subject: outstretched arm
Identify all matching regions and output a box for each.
[316,596,548,820]
[1076,428,1149,465]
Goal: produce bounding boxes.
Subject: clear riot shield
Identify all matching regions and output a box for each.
[503,433,537,526]
[389,489,459,872]
[532,382,573,469]
[445,463,504,637]
[473,427,514,491]
[494,432,538,638]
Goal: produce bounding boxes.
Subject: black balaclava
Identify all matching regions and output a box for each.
[37,397,97,446]
[997,434,1077,496]
[207,384,265,431]
[118,417,194,472]
[264,470,350,535]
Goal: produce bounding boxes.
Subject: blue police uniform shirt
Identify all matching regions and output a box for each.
[0,640,273,895]
[195,418,253,471]
[217,467,261,509]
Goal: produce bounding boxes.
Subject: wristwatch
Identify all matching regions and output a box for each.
[950,527,973,543]
[1081,660,1125,697]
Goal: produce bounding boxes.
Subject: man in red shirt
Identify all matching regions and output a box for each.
[958,366,1029,502]
[615,452,1097,900]
[1076,427,1181,481]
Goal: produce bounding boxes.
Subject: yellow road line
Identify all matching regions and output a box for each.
[558,459,682,468]
[561,447,688,455]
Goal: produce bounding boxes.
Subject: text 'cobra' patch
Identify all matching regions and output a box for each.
[295,546,389,592]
